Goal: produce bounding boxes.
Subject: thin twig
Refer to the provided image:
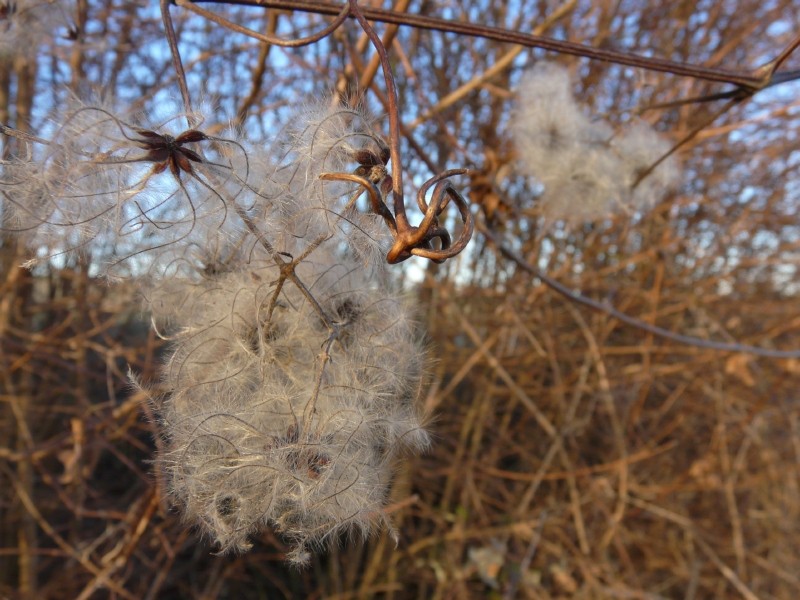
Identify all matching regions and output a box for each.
[3,464,138,600]
[632,97,743,189]
[160,0,197,125]
[194,0,766,88]
[756,30,800,79]
[176,0,350,47]
[481,224,800,359]
[347,0,405,221]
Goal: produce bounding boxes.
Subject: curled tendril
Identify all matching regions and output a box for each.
[320,168,474,264]
[159,0,476,266]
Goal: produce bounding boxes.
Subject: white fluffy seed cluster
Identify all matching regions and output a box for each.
[513,62,680,222]
[143,101,429,564]
[151,259,427,563]
[2,95,430,563]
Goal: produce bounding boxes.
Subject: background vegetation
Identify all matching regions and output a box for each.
[1,0,799,597]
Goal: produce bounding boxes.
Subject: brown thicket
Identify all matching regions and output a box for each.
[1,0,799,598]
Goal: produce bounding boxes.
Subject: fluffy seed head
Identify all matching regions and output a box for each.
[148,251,429,563]
[513,62,680,222]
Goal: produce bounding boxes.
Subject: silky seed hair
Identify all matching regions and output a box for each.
[136,98,429,564]
[513,62,680,223]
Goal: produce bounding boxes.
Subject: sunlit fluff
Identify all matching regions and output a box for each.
[135,99,430,564]
[513,62,680,222]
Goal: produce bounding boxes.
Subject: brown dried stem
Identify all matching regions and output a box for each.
[192,0,771,88]
[341,0,474,263]
[481,224,800,359]
[175,0,350,48]
[160,0,196,126]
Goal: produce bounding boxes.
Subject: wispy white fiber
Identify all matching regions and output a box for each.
[513,62,680,222]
